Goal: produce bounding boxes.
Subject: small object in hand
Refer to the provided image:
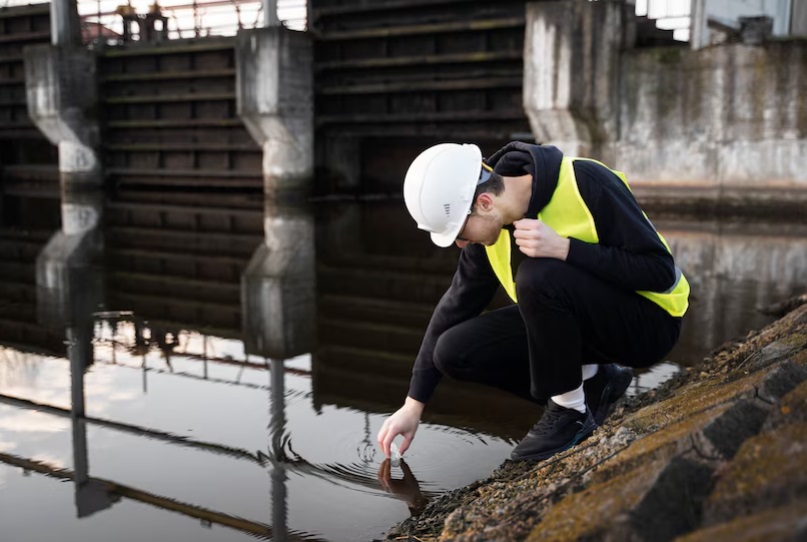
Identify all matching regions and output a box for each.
[390,442,402,467]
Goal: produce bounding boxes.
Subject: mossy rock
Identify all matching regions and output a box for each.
[527,456,712,542]
[676,499,807,542]
[703,422,807,525]
[763,379,807,431]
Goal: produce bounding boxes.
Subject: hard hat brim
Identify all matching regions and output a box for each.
[430,227,463,248]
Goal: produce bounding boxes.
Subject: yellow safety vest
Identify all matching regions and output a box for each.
[484,157,689,317]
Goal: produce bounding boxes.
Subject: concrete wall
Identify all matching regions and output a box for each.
[614,41,807,186]
[524,1,807,209]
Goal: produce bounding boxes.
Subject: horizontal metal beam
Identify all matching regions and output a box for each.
[315,16,524,41]
[317,109,527,124]
[0,30,50,44]
[109,224,262,244]
[0,55,23,64]
[107,167,260,179]
[114,177,263,189]
[104,143,259,152]
[313,0,486,18]
[0,4,50,19]
[107,200,263,216]
[104,92,235,105]
[111,247,250,268]
[315,50,522,71]
[318,76,522,95]
[100,68,235,83]
[99,39,235,58]
[106,119,243,129]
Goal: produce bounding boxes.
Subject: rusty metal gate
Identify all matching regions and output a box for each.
[97,38,263,201]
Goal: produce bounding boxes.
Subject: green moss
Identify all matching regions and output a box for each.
[623,373,761,433]
[677,500,807,542]
[526,460,665,541]
[706,423,807,518]
[593,403,731,483]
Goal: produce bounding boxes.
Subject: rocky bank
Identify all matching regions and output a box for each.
[383,297,807,542]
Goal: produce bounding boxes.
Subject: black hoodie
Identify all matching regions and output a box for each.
[407,142,677,404]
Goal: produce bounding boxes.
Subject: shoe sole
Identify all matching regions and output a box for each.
[594,368,633,426]
[510,417,597,462]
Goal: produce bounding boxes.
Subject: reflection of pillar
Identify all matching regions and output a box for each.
[269,358,288,540]
[236,26,313,198]
[68,312,120,517]
[242,202,316,360]
[25,36,104,326]
[34,190,104,329]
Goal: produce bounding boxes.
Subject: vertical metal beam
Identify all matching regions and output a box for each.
[263,0,280,28]
[51,0,82,46]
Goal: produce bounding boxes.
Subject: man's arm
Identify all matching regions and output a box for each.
[408,242,500,403]
[566,160,676,293]
[378,243,499,457]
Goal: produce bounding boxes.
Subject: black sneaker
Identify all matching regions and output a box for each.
[583,364,633,426]
[510,400,596,461]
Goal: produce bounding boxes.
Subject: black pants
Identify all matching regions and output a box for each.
[431,259,682,403]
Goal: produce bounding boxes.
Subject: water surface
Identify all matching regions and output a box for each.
[0,200,805,541]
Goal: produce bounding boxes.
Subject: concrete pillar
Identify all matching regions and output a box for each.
[24,44,104,327]
[263,0,279,28]
[690,0,708,49]
[241,202,316,361]
[523,0,630,160]
[236,27,313,199]
[51,0,82,46]
[792,0,807,36]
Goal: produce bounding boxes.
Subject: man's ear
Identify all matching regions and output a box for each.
[476,193,494,212]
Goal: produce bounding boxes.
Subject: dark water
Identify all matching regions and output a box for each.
[0,200,805,541]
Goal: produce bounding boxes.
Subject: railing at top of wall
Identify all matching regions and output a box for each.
[1,0,307,44]
[635,0,691,41]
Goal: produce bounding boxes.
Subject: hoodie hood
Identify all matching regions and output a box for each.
[485,141,563,219]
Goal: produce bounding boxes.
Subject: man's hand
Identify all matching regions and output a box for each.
[377,397,424,458]
[513,219,570,260]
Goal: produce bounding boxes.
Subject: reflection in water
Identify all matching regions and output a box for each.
[0,198,805,541]
[378,459,429,517]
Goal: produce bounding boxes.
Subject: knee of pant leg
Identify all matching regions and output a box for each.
[432,327,465,379]
[515,258,570,301]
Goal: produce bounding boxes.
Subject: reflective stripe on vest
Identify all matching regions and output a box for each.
[484,157,690,317]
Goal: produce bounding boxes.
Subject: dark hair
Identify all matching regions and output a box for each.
[473,170,505,201]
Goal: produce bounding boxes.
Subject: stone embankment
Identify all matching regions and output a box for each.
[385,297,807,541]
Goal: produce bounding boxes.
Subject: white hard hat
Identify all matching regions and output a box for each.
[403,143,490,247]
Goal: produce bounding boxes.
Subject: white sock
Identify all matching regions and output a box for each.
[551,384,586,413]
[582,364,599,381]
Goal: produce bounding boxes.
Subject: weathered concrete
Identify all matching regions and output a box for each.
[241,202,315,360]
[24,45,101,190]
[523,0,629,158]
[24,42,105,328]
[236,27,313,197]
[523,1,807,210]
[35,185,104,329]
